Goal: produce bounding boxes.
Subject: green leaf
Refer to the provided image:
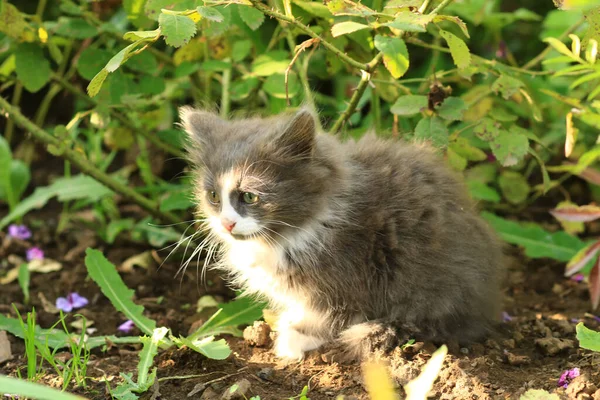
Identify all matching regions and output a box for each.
[175,336,231,359]
[390,95,427,116]
[85,248,158,336]
[0,175,113,230]
[106,219,135,243]
[481,212,586,261]
[159,13,197,48]
[491,130,529,166]
[196,6,225,22]
[10,160,30,202]
[87,69,109,97]
[382,11,435,32]
[251,51,290,76]
[107,42,140,72]
[292,0,333,18]
[491,75,524,100]
[231,77,259,100]
[0,375,88,400]
[576,323,600,352]
[123,29,161,41]
[467,181,501,203]
[18,264,30,304]
[0,135,11,202]
[331,21,371,37]
[263,73,300,99]
[473,118,500,141]
[432,15,470,38]
[55,17,98,39]
[439,29,471,69]
[238,5,265,30]
[543,37,576,58]
[15,43,51,93]
[0,314,71,349]
[447,148,467,171]
[189,296,265,339]
[133,218,182,247]
[374,35,410,79]
[77,47,112,80]
[436,97,467,121]
[414,116,448,148]
[449,138,487,161]
[231,39,252,62]
[160,190,194,212]
[0,2,35,41]
[498,171,530,205]
[136,327,169,390]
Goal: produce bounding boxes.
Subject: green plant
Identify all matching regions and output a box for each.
[0,135,30,213]
[0,375,88,400]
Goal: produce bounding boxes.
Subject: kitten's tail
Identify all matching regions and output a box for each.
[338,320,413,359]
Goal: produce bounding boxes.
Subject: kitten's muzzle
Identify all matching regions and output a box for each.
[222,219,236,232]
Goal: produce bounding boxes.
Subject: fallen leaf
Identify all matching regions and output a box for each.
[0,331,13,363]
[120,251,153,272]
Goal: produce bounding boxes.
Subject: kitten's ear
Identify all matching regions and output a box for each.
[179,107,223,146]
[276,109,316,158]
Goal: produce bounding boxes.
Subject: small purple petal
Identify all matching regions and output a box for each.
[26,247,44,261]
[8,224,31,240]
[68,293,89,309]
[502,311,513,322]
[56,297,73,312]
[558,368,580,388]
[592,314,600,323]
[571,273,585,282]
[571,318,581,323]
[118,320,134,333]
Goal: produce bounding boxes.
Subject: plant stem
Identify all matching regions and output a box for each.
[248,0,369,71]
[220,59,231,118]
[430,0,454,14]
[0,95,181,226]
[419,0,432,13]
[522,18,585,70]
[51,74,183,158]
[4,83,22,144]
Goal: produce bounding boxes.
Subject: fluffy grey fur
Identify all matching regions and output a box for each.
[181,107,504,360]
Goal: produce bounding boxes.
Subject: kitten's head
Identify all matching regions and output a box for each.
[181,108,331,244]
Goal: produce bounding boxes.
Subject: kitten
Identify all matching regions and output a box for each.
[181,107,504,360]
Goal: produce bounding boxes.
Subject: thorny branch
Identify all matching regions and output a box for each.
[0,95,182,227]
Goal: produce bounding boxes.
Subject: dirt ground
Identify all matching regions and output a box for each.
[1,212,600,400]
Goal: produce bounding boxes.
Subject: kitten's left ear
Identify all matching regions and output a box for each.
[179,107,223,147]
[276,108,316,158]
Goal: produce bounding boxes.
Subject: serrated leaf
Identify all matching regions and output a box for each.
[196,6,224,22]
[136,328,169,389]
[15,43,51,93]
[87,69,109,97]
[439,29,471,69]
[414,116,448,148]
[576,322,600,351]
[491,130,529,166]
[331,21,371,37]
[0,175,112,229]
[159,13,197,48]
[432,15,469,38]
[374,35,409,79]
[474,118,500,141]
[498,171,530,204]
[491,75,524,100]
[85,248,158,336]
[481,212,586,261]
[390,95,427,116]
[238,5,265,30]
[436,97,467,121]
[382,11,435,32]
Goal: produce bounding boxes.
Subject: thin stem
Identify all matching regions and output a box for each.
[248,0,369,71]
[220,59,231,118]
[4,83,22,144]
[418,0,432,13]
[0,95,181,226]
[522,18,585,70]
[430,0,454,15]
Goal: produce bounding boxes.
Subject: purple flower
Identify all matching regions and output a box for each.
[558,367,580,388]
[8,224,31,240]
[56,293,89,312]
[118,320,134,333]
[26,247,44,261]
[502,311,513,322]
[571,273,585,282]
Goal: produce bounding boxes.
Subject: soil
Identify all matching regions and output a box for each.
[1,211,600,400]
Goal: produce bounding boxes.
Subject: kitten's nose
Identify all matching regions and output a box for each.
[222,219,236,232]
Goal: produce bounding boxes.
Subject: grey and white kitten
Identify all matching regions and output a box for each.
[181,107,504,360]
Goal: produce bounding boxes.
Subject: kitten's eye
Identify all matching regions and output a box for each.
[242,192,259,204]
[207,190,220,204]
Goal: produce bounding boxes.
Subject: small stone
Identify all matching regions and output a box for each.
[505,351,531,366]
[485,339,500,350]
[0,331,12,364]
[221,378,251,400]
[257,367,274,381]
[566,375,597,399]
[200,387,220,400]
[554,319,575,335]
[243,321,271,347]
[460,347,469,355]
[534,337,574,356]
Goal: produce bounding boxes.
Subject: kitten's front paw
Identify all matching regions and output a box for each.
[274,329,325,361]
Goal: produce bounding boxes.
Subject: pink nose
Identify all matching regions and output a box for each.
[222,220,236,232]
